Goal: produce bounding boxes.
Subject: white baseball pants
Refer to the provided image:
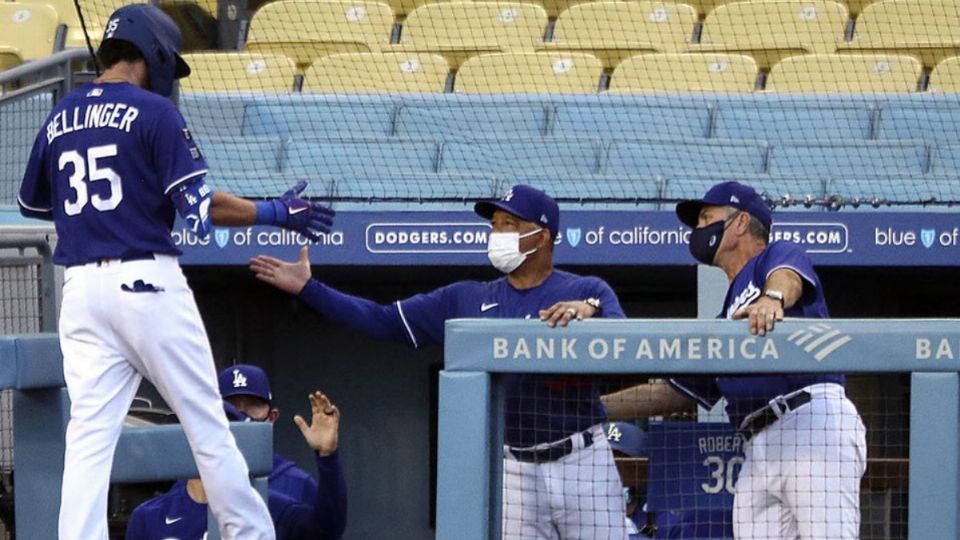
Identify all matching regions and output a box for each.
[733,383,867,540]
[58,255,274,540]
[502,424,630,540]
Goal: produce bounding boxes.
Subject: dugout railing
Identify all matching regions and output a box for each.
[437,319,960,540]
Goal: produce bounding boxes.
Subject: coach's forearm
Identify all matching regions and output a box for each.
[210,191,257,226]
[765,269,804,309]
[299,280,409,343]
[313,450,348,540]
[602,380,694,420]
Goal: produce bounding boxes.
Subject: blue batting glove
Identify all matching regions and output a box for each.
[255,181,335,242]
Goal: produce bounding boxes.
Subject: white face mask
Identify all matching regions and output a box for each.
[487,228,543,274]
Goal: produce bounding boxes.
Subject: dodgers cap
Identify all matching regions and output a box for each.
[676,181,773,231]
[474,184,560,237]
[604,422,647,458]
[218,364,272,404]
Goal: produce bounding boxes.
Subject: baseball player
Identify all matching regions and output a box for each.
[125,390,346,540]
[16,5,334,539]
[603,422,649,538]
[250,185,631,539]
[603,181,866,539]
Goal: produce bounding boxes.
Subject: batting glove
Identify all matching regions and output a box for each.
[255,181,336,242]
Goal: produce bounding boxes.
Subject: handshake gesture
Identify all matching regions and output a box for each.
[257,181,335,242]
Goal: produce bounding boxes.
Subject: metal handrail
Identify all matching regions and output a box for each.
[0,236,57,332]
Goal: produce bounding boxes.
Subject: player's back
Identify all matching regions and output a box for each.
[19,81,208,266]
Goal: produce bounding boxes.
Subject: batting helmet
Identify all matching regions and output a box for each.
[99,4,190,98]
[604,422,647,457]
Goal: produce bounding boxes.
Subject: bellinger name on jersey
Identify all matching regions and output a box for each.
[46,102,140,144]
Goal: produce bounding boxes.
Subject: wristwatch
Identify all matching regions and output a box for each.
[584,297,602,314]
[763,289,785,307]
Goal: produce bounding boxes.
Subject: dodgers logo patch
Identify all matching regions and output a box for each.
[214,229,230,248]
[566,228,582,248]
[921,229,936,249]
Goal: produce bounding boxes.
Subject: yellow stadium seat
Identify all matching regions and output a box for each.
[245,0,395,71]
[179,52,297,92]
[65,0,130,49]
[393,2,548,69]
[608,53,758,92]
[455,51,602,93]
[538,1,697,70]
[838,0,960,69]
[689,0,848,70]
[928,56,960,92]
[0,3,60,67]
[303,52,449,92]
[765,53,921,92]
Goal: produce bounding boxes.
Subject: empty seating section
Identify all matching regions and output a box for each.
[541,2,697,70]
[605,139,768,175]
[693,0,848,69]
[244,101,397,137]
[440,138,601,175]
[713,103,875,141]
[928,144,960,174]
[609,53,759,92]
[284,138,441,176]
[840,0,960,69]
[765,54,922,93]
[245,0,394,70]
[396,104,549,136]
[180,53,297,92]
[552,102,711,138]
[509,175,661,207]
[395,2,548,69]
[455,52,602,93]
[662,174,827,203]
[929,57,960,92]
[303,53,449,93]
[0,3,59,70]
[768,141,927,176]
[876,103,960,141]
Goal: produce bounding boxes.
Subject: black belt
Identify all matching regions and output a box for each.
[738,391,812,441]
[93,253,155,266]
[509,430,594,463]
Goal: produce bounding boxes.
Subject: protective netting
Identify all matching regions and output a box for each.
[1,0,960,209]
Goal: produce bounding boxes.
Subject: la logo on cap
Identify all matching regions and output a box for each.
[232,369,247,388]
[503,188,514,202]
[540,214,548,224]
[730,195,740,203]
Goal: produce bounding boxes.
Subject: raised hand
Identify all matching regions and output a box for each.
[272,181,336,242]
[293,391,341,456]
[249,246,313,294]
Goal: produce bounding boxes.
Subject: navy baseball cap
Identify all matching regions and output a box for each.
[218,364,272,404]
[604,422,646,457]
[676,181,773,230]
[474,185,560,237]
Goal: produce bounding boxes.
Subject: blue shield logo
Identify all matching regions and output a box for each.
[566,228,582,248]
[921,229,936,249]
[214,229,230,249]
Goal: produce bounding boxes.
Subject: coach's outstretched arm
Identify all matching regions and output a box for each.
[602,380,696,420]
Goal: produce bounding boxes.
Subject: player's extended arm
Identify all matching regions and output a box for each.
[602,380,695,420]
[732,268,803,336]
[250,247,410,343]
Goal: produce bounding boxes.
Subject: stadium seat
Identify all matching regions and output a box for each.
[608,53,758,92]
[552,101,711,138]
[838,0,960,69]
[663,174,827,208]
[876,102,960,141]
[332,172,498,199]
[302,52,450,93]
[393,2,548,70]
[439,138,602,175]
[928,144,960,174]
[455,52,602,93]
[179,53,297,93]
[829,174,960,210]
[713,102,876,141]
[395,103,550,137]
[765,54,922,93]
[508,175,663,209]
[0,3,60,69]
[284,138,441,176]
[928,56,960,92]
[768,141,927,176]
[539,1,697,70]
[604,139,769,175]
[54,0,128,49]
[243,100,397,137]
[199,136,286,173]
[245,0,394,71]
[689,0,848,70]
[180,95,248,137]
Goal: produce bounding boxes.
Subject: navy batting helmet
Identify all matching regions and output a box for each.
[99,4,190,98]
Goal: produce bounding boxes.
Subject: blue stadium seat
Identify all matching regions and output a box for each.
[179,95,246,137]
[506,175,662,209]
[552,102,711,139]
[439,138,602,176]
[830,175,960,211]
[876,103,960,141]
[604,139,768,176]
[928,144,960,174]
[395,104,550,137]
[713,103,876,142]
[204,171,333,198]
[284,138,441,177]
[663,174,827,211]
[243,101,397,138]
[768,141,927,177]
[199,136,285,173]
[0,93,52,205]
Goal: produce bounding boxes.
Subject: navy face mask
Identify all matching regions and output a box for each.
[688,211,740,265]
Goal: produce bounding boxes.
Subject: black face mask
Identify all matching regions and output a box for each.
[688,211,740,265]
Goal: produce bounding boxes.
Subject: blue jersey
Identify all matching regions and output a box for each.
[670,241,843,428]
[298,269,624,446]
[271,453,319,507]
[125,452,347,540]
[18,82,207,266]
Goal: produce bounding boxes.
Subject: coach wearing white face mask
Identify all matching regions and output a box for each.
[250,184,630,539]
